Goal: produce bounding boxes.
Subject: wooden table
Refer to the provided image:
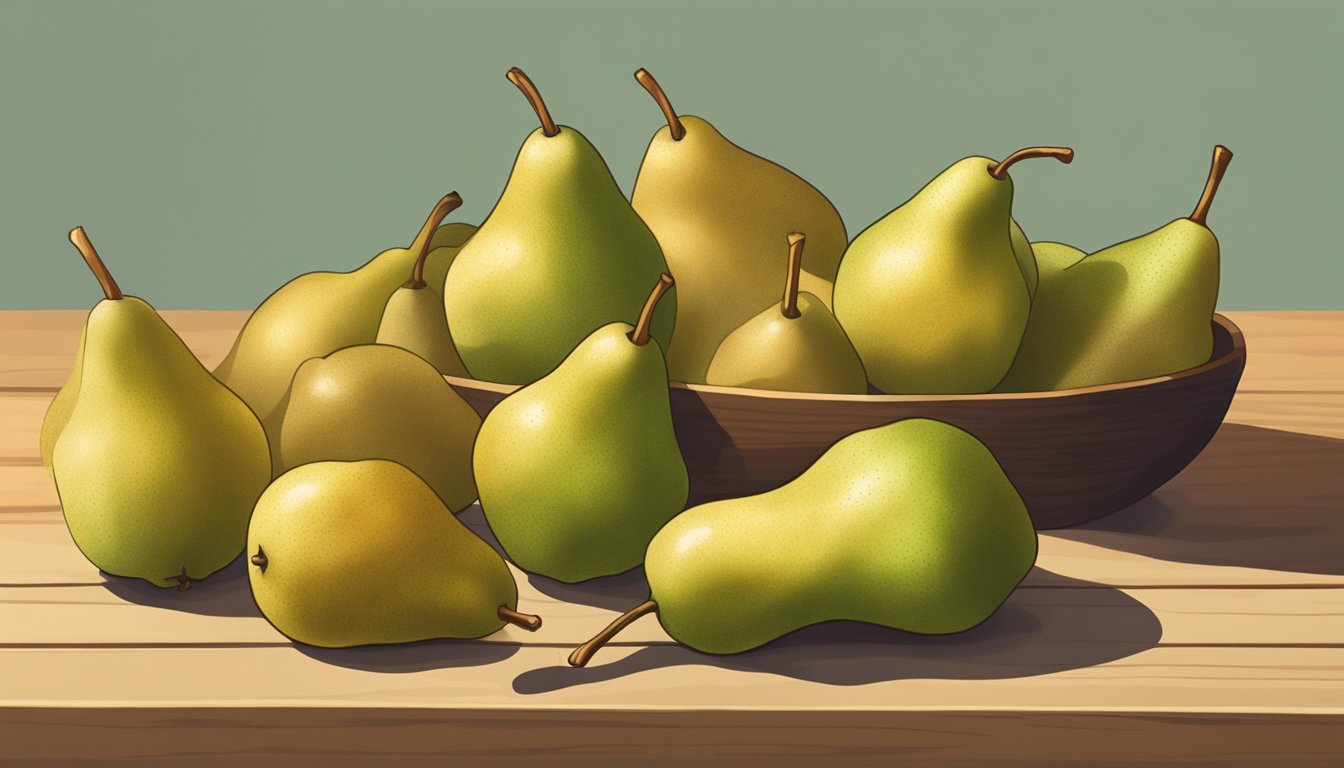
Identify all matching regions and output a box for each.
[2,310,1341,766]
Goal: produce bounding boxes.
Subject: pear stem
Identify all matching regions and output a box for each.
[250,547,268,571]
[781,232,806,319]
[988,147,1075,180]
[407,192,463,289]
[1189,145,1234,228]
[630,274,674,347]
[166,568,192,592]
[506,67,559,138]
[568,599,658,668]
[634,68,686,141]
[498,606,543,632]
[68,227,123,301]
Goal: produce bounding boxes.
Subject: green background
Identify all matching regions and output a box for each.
[1,0,1339,310]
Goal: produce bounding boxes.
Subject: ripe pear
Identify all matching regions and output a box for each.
[1010,219,1039,299]
[443,68,674,385]
[834,147,1074,394]
[247,460,541,648]
[705,233,867,394]
[214,193,470,462]
[1031,241,1088,277]
[44,228,270,589]
[569,418,1037,665]
[474,275,689,583]
[273,344,481,512]
[998,146,1233,392]
[631,69,848,384]
[376,192,470,376]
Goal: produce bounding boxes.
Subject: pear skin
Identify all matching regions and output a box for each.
[1010,219,1039,299]
[631,69,847,384]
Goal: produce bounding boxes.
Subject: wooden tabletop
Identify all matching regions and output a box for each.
[2,310,1341,766]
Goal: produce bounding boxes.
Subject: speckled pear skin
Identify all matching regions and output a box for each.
[377,274,470,377]
[248,460,518,648]
[1030,241,1088,277]
[274,344,480,512]
[443,127,674,385]
[996,220,1219,392]
[213,222,475,460]
[833,157,1031,394]
[633,116,847,384]
[1010,219,1039,299]
[51,297,271,587]
[705,292,868,394]
[39,322,86,475]
[644,418,1038,655]
[473,322,689,583]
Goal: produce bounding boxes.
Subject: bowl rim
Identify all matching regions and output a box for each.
[446,314,1247,403]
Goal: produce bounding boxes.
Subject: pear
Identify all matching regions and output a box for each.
[705,233,867,394]
[273,344,481,512]
[1010,219,1039,299]
[44,228,270,589]
[569,418,1037,665]
[834,147,1074,394]
[1031,241,1088,277]
[214,193,470,462]
[997,146,1234,392]
[247,460,541,647]
[443,68,674,385]
[376,191,471,376]
[631,69,848,384]
[474,275,689,583]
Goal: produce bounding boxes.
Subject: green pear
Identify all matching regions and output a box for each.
[1031,241,1088,277]
[45,228,270,589]
[569,418,1037,665]
[631,69,848,384]
[833,147,1074,394]
[376,192,470,377]
[1010,219,1039,299]
[39,322,85,475]
[443,68,674,385]
[273,344,481,512]
[998,146,1233,392]
[214,193,469,460]
[705,233,867,394]
[474,275,689,583]
[247,459,541,647]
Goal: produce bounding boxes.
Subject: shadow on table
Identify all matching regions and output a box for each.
[294,638,519,672]
[512,569,1161,692]
[1050,423,1344,576]
[100,557,260,617]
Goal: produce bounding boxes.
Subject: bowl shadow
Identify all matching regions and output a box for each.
[512,569,1162,693]
[1050,423,1344,576]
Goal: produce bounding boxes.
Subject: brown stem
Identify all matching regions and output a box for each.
[781,232,806,319]
[634,68,686,141]
[629,274,674,347]
[568,599,658,668]
[988,147,1074,180]
[68,227,123,300]
[407,192,463,288]
[506,67,559,138]
[1189,145,1234,227]
[250,546,268,572]
[166,568,192,592]
[498,606,543,632]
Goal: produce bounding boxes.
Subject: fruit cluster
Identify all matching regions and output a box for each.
[42,67,1232,665]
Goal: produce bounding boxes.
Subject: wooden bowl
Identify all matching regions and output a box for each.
[447,314,1247,530]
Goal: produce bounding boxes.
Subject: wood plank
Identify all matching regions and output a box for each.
[2,707,1341,767]
[0,645,1340,712]
[2,310,1340,394]
[3,582,1341,648]
[1226,391,1344,438]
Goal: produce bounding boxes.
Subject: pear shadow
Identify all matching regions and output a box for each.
[1051,423,1344,576]
[294,638,519,673]
[512,570,1161,693]
[456,505,655,612]
[99,557,261,618]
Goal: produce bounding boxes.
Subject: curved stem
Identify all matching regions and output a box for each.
[1189,145,1234,227]
[629,274,674,347]
[634,68,686,141]
[68,227,123,300]
[781,232,806,319]
[407,192,463,288]
[506,67,559,138]
[498,605,543,632]
[569,599,658,668]
[988,147,1074,180]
